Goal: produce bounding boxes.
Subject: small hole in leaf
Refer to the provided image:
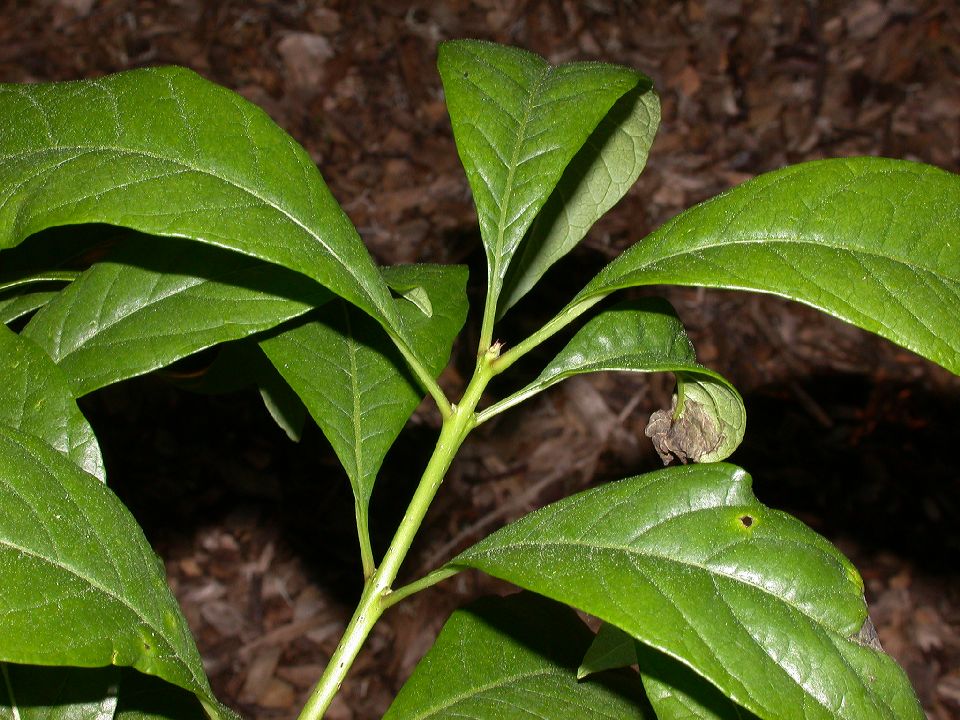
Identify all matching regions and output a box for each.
[463,71,469,78]
[739,515,754,528]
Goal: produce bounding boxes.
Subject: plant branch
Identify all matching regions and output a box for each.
[297,352,495,720]
[383,566,461,610]
[486,294,606,376]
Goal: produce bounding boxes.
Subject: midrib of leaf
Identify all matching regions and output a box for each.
[0,536,199,691]
[344,306,365,486]
[488,64,550,292]
[409,667,594,720]
[0,144,396,328]
[468,537,887,716]
[0,453,205,696]
[593,237,958,350]
[39,263,303,363]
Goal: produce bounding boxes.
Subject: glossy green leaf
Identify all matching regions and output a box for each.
[260,264,468,507]
[482,298,745,461]
[0,424,216,710]
[571,158,960,374]
[21,236,330,396]
[0,326,103,480]
[578,624,752,719]
[114,670,234,720]
[0,666,227,720]
[0,663,118,720]
[635,644,761,720]
[384,592,652,719]
[500,84,660,314]
[578,623,638,680]
[438,40,642,311]
[0,68,405,347]
[452,463,923,720]
[0,291,58,325]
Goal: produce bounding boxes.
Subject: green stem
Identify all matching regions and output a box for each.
[491,294,606,375]
[477,284,498,356]
[390,330,453,419]
[297,352,495,720]
[355,502,375,580]
[383,566,461,609]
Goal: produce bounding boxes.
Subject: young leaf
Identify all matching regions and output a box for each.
[0,424,218,712]
[635,644,762,720]
[259,265,468,509]
[438,40,643,323]
[0,291,59,325]
[571,158,960,374]
[451,464,923,720]
[383,592,652,719]
[577,622,753,720]
[0,325,104,480]
[21,235,331,396]
[481,298,745,462]
[0,663,118,720]
[500,84,661,315]
[0,68,407,349]
[578,623,638,679]
[646,374,746,465]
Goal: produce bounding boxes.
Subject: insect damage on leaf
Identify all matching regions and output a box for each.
[851,616,885,652]
[645,394,722,464]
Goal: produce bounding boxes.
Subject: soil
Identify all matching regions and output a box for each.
[2,1,959,718]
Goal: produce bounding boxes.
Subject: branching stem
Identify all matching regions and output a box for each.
[297,352,495,720]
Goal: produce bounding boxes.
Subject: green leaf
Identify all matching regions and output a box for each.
[578,623,638,679]
[500,84,660,315]
[384,592,653,719]
[482,298,745,462]
[259,264,468,507]
[0,325,104,481]
[114,669,231,720]
[0,663,118,720]
[452,463,923,720]
[21,235,330,396]
[438,40,642,313]
[572,158,960,374]
[0,423,216,710]
[635,644,761,720]
[0,67,404,344]
[0,666,228,720]
[0,291,58,325]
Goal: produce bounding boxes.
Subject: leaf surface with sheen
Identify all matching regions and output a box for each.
[500,84,660,314]
[384,593,652,719]
[0,326,103,480]
[21,236,330,396]
[452,463,922,720]
[0,68,406,348]
[572,158,960,373]
[0,424,215,710]
[260,264,468,507]
[483,298,745,461]
[438,40,642,311]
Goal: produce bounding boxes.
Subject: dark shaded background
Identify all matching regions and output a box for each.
[3,1,959,717]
